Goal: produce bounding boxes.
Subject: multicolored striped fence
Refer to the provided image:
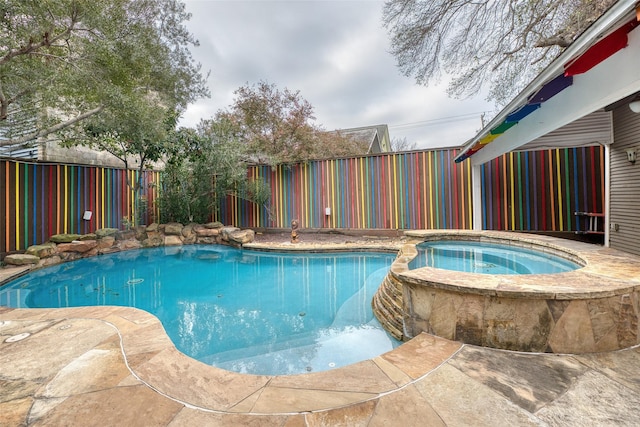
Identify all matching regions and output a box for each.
[1,160,160,255]
[480,146,604,232]
[217,150,474,230]
[216,146,604,233]
[1,145,604,256]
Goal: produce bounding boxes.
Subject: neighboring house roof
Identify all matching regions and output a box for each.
[338,124,391,154]
[456,0,640,165]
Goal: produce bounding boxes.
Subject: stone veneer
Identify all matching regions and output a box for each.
[2,222,255,268]
[372,230,640,354]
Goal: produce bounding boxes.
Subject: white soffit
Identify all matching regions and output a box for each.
[513,109,612,152]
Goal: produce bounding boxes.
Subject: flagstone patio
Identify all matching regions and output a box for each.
[2,233,640,426]
[1,302,639,426]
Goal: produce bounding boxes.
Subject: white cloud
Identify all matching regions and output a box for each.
[181,0,494,149]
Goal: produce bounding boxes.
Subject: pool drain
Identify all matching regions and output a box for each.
[5,332,30,343]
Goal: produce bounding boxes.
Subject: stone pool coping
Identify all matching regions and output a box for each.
[0,240,449,415]
[0,305,463,415]
[398,230,640,299]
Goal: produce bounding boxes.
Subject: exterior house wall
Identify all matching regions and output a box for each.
[40,141,165,170]
[40,141,128,169]
[610,105,640,255]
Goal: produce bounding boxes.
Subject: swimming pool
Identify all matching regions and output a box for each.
[0,246,399,375]
[410,240,580,274]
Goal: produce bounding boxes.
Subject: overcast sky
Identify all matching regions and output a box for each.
[180,0,494,149]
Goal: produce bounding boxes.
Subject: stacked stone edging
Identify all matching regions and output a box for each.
[372,244,417,341]
[371,274,404,340]
[2,222,256,269]
[373,230,640,353]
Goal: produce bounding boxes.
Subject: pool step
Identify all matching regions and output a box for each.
[330,267,389,328]
[205,326,396,375]
[371,270,404,341]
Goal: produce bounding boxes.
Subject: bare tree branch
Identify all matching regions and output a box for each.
[0,24,75,66]
[383,0,617,103]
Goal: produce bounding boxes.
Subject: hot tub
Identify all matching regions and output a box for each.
[372,230,640,353]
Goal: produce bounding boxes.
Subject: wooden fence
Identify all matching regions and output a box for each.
[1,160,160,255]
[1,145,604,256]
[218,150,473,230]
[216,146,604,233]
[480,146,604,231]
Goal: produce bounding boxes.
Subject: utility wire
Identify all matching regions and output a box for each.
[389,111,489,131]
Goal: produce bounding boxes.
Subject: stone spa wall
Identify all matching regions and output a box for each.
[2,223,256,268]
[373,231,640,354]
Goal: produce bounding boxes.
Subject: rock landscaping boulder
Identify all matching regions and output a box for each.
[4,254,39,266]
[220,226,240,242]
[196,236,216,244]
[26,243,56,258]
[49,233,82,243]
[229,229,255,245]
[56,240,97,253]
[98,247,120,255]
[118,240,142,251]
[95,228,119,238]
[1,221,257,273]
[38,255,61,267]
[134,226,147,241]
[194,227,219,237]
[117,230,136,241]
[182,223,196,239]
[142,235,164,247]
[164,235,183,246]
[164,222,184,236]
[96,236,115,250]
[60,252,81,261]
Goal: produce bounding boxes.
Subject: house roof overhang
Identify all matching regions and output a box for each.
[455,0,640,166]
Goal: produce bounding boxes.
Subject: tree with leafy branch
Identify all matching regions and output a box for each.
[224,80,369,166]
[1,0,208,228]
[383,0,616,104]
[0,0,208,186]
[159,116,270,224]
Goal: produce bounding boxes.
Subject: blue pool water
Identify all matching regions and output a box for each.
[0,246,399,375]
[410,241,580,274]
